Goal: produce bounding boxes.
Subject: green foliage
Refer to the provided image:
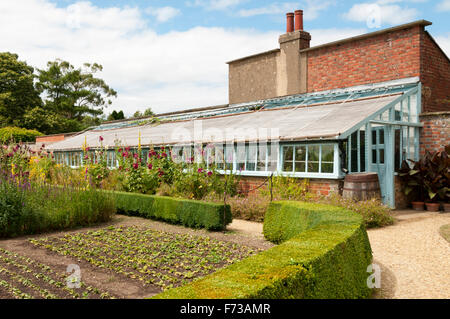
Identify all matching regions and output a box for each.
[113,191,232,230]
[36,60,117,120]
[398,146,450,202]
[0,52,42,127]
[0,179,115,238]
[30,226,257,291]
[107,110,125,121]
[133,108,154,119]
[22,107,83,134]
[154,201,372,299]
[0,127,42,143]
[260,176,309,200]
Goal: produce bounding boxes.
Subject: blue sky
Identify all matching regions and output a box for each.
[1,0,449,116]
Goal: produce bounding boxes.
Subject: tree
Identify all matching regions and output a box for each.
[0,52,42,127]
[107,110,125,121]
[23,106,83,134]
[133,108,154,118]
[36,60,117,121]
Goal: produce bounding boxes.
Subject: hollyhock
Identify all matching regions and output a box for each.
[99,136,104,142]
[133,163,139,169]
[147,163,152,169]
[207,171,213,176]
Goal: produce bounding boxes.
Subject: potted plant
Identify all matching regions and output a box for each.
[399,145,450,212]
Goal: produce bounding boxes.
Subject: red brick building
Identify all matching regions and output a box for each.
[47,13,450,208]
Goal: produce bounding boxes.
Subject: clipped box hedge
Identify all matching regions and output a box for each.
[154,201,373,299]
[112,191,232,230]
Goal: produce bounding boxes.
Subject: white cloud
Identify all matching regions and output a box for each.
[187,0,243,11]
[146,6,181,23]
[309,28,368,46]
[0,0,278,115]
[238,1,333,20]
[436,0,450,11]
[435,34,450,58]
[343,2,418,26]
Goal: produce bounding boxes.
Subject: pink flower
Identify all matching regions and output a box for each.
[118,148,122,153]
[99,136,104,142]
[133,153,138,159]
[198,168,204,173]
[147,163,152,169]
[207,171,212,176]
[133,163,139,169]
[122,152,128,158]
[162,152,167,158]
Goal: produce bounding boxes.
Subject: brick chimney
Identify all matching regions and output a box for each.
[278,9,310,94]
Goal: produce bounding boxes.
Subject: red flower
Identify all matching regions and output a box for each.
[118,148,122,153]
[133,163,139,169]
[99,136,104,142]
[197,168,203,173]
[207,171,212,176]
[147,163,152,169]
[133,153,138,159]
[122,152,128,158]
[162,152,167,158]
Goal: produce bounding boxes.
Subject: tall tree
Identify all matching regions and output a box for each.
[0,52,42,127]
[107,110,125,121]
[36,60,117,120]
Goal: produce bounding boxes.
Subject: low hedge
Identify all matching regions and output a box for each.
[0,126,42,143]
[154,201,372,299]
[113,191,232,230]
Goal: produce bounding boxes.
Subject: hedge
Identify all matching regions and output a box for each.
[113,191,232,230]
[154,201,373,299]
[0,126,43,143]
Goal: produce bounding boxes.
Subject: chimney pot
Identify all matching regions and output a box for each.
[286,12,294,33]
[294,10,303,31]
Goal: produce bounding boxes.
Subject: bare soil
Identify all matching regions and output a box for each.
[0,215,273,299]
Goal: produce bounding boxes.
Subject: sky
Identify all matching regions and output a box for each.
[0,0,449,117]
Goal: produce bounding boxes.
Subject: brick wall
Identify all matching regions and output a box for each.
[419,112,450,156]
[420,32,450,113]
[307,26,422,92]
[36,134,66,143]
[237,176,342,197]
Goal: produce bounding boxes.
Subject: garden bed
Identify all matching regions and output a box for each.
[0,215,265,299]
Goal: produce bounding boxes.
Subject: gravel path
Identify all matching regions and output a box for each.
[368,211,450,299]
[229,212,450,299]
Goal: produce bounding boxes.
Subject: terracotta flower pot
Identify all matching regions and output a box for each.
[411,201,424,211]
[425,202,440,212]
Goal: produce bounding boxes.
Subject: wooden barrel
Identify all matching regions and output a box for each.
[342,172,381,201]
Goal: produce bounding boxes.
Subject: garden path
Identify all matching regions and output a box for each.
[368,210,450,299]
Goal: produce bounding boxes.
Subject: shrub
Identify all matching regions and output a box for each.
[0,176,115,238]
[154,201,373,299]
[0,127,42,143]
[113,191,232,230]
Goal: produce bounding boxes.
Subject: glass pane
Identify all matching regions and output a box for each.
[379,129,384,145]
[236,143,246,171]
[296,146,306,161]
[409,127,415,161]
[381,109,390,121]
[215,145,224,169]
[402,99,409,122]
[321,144,334,173]
[257,144,266,171]
[282,146,294,172]
[283,161,293,172]
[295,146,306,172]
[351,132,358,173]
[225,145,234,170]
[395,129,401,172]
[246,143,257,171]
[308,145,320,173]
[395,102,402,121]
[283,146,293,161]
[372,130,377,145]
[267,143,278,172]
[379,149,385,164]
[372,149,377,164]
[409,94,418,122]
[321,144,334,162]
[359,130,366,172]
[321,163,333,173]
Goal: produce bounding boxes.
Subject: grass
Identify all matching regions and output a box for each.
[29,226,260,292]
[0,247,114,299]
[439,224,450,243]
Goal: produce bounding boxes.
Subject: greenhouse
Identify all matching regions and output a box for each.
[47,77,422,208]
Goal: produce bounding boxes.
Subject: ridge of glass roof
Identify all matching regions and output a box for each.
[92,77,419,131]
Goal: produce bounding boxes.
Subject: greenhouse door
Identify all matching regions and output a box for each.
[370,125,395,207]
